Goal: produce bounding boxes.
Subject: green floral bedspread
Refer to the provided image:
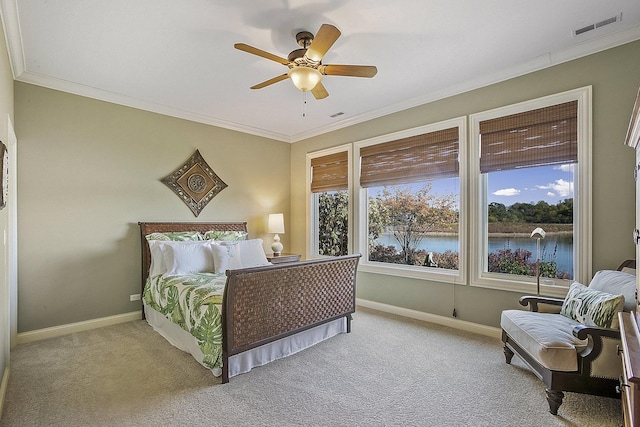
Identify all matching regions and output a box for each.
[143,273,227,369]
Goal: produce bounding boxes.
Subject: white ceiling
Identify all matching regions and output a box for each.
[2,0,640,143]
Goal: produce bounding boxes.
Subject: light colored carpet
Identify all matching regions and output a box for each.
[1,307,621,426]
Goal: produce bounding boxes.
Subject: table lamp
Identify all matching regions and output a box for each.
[268,213,285,255]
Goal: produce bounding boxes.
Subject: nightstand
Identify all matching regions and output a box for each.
[266,253,302,264]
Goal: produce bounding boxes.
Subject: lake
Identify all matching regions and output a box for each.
[375,232,574,276]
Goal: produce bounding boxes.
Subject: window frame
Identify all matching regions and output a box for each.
[468,86,592,297]
[306,144,353,259]
[354,117,467,283]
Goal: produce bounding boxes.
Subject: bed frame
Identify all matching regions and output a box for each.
[138,221,361,383]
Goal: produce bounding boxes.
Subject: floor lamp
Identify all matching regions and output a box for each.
[530,227,546,295]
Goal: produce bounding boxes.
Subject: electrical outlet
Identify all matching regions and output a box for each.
[130,294,141,302]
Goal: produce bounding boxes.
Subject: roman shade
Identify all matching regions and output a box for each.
[479,101,578,173]
[310,151,348,193]
[359,127,459,188]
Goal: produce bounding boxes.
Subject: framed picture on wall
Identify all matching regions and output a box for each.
[0,141,7,209]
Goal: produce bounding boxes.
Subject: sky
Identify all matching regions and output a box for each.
[486,164,574,205]
[369,164,574,208]
[391,163,575,208]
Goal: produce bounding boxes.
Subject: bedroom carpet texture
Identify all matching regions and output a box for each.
[1,307,621,427]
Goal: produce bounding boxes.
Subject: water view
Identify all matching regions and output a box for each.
[376,233,574,277]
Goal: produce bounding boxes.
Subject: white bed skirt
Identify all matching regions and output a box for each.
[143,303,347,379]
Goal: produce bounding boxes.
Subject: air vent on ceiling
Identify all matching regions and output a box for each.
[330,112,344,118]
[573,13,622,36]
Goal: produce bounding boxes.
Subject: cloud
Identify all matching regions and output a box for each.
[554,164,575,173]
[537,179,573,197]
[547,192,555,197]
[493,188,520,196]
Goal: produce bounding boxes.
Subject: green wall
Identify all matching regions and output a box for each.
[290,40,640,328]
[12,39,640,334]
[14,83,290,332]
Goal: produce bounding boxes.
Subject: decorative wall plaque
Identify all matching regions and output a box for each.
[161,150,227,217]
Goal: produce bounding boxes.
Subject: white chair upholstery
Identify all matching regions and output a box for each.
[500,267,636,415]
[500,310,587,372]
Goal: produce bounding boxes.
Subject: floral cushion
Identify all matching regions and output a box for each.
[145,231,203,241]
[203,230,248,241]
[560,282,625,329]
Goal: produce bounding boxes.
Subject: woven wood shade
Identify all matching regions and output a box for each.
[479,101,578,173]
[359,127,459,188]
[310,151,348,193]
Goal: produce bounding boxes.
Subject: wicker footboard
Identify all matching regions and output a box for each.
[221,254,361,383]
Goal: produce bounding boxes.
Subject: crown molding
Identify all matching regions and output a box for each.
[288,25,640,143]
[1,0,25,79]
[3,0,640,144]
[16,70,294,142]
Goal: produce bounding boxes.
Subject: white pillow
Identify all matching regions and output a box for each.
[161,241,215,276]
[211,243,242,273]
[148,240,168,278]
[221,239,271,268]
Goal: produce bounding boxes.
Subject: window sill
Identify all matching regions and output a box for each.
[359,262,571,297]
[359,261,463,284]
[470,274,571,298]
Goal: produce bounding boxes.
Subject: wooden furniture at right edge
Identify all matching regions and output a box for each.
[621,87,640,427]
[619,312,640,426]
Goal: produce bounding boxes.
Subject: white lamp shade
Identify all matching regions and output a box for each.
[288,67,322,92]
[268,213,285,234]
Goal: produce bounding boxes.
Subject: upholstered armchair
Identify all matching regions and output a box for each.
[500,266,636,415]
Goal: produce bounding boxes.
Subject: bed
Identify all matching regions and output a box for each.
[138,221,360,383]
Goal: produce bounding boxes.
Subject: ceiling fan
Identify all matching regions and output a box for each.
[234,24,377,99]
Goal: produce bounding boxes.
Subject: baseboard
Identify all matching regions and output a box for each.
[356,298,502,339]
[15,302,501,345]
[0,366,8,420]
[17,311,143,345]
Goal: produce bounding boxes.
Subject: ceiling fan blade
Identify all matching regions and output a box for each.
[320,64,378,78]
[305,24,341,62]
[234,43,290,65]
[250,74,289,89]
[311,82,329,99]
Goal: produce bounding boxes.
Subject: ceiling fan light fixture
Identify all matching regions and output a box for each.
[235,24,376,99]
[288,67,322,92]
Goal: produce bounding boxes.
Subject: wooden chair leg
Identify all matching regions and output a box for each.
[503,344,514,364]
[545,389,564,415]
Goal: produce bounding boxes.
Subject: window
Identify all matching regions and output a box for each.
[470,87,591,295]
[307,145,352,258]
[355,118,466,282]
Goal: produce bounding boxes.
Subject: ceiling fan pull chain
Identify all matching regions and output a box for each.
[302,92,307,118]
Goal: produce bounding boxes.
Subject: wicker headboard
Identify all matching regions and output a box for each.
[138,221,248,292]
